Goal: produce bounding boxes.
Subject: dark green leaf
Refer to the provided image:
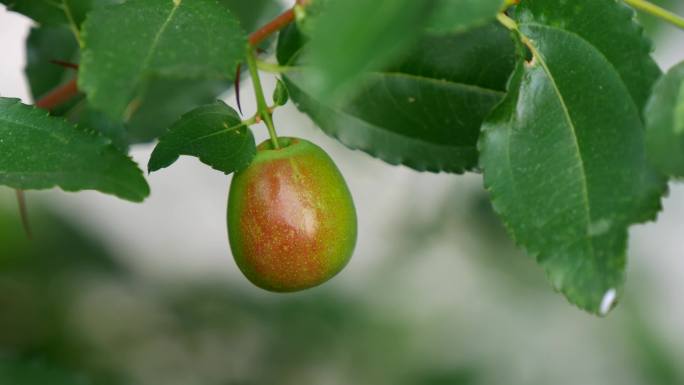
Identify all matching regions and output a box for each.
[219,0,283,33]
[280,23,515,173]
[0,98,149,202]
[148,101,255,174]
[427,0,503,34]
[645,62,684,177]
[25,26,79,100]
[1,0,120,27]
[301,0,438,102]
[514,0,661,117]
[79,0,246,120]
[125,78,230,144]
[479,25,664,314]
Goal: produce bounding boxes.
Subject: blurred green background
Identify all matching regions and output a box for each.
[2,1,684,384]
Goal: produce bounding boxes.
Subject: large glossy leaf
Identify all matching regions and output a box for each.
[148,101,255,174]
[479,25,664,314]
[0,98,149,202]
[427,0,503,34]
[514,0,661,117]
[645,62,684,177]
[279,24,515,173]
[301,0,438,102]
[79,0,246,120]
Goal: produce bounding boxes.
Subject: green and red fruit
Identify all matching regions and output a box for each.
[227,137,357,292]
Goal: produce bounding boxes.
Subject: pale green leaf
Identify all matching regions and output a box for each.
[645,62,684,177]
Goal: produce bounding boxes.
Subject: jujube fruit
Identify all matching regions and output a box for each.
[227,137,357,292]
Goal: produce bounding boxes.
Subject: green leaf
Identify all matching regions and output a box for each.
[24,25,79,100]
[427,0,503,34]
[125,78,230,144]
[479,25,664,314]
[219,0,283,33]
[514,0,661,117]
[645,62,684,177]
[280,23,515,173]
[1,0,119,27]
[79,0,246,120]
[148,101,255,174]
[301,0,438,102]
[0,98,149,202]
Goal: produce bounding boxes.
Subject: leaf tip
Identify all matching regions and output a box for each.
[598,288,618,317]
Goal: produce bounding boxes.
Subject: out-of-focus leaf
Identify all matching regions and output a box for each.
[124,78,230,144]
[645,62,684,177]
[301,0,438,102]
[220,0,283,33]
[427,0,503,34]
[24,25,79,100]
[280,23,515,173]
[0,0,121,27]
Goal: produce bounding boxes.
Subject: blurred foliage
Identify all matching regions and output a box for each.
[0,186,682,385]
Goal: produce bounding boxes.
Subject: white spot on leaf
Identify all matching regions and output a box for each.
[599,288,617,316]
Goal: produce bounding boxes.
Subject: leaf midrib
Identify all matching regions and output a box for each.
[520,24,596,257]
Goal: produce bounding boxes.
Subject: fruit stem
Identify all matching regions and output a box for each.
[623,0,684,30]
[246,45,281,149]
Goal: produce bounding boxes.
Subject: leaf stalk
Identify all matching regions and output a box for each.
[246,46,280,149]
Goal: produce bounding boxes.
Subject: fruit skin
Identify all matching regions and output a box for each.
[227,137,357,292]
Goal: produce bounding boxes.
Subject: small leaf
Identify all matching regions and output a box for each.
[427,0,503,34]
[25,25,79,100]
[0,98,149,202]
[645,62,684,177]
[272,79,289,106]
[301,0,438,102]
[479,25,664,314]
[280,23,515,173]
[515,0,661,117]
[79,0,246,120]
[148,101,256,174]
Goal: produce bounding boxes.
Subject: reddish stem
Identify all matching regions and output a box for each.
[36,78,79,111]
[248,8,295,46]
[50,60,80,70]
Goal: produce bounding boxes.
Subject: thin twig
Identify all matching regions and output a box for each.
[36,78,79,110]
[15,190,32,239]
